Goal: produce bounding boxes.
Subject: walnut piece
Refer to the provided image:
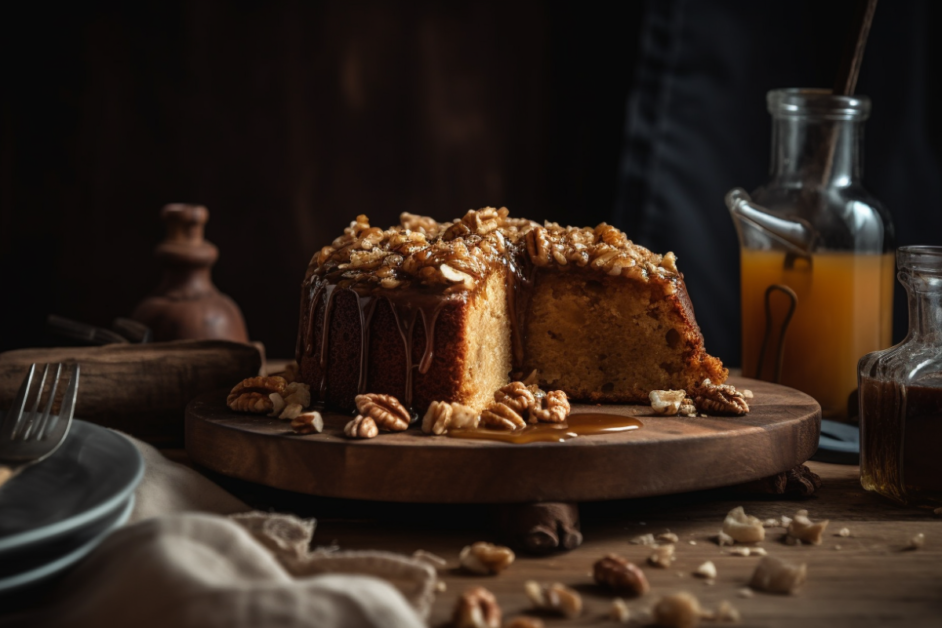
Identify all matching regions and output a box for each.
[481,399,526,430]
[524,581,582,619]
[528,389,570,423]
[422,400,480,435]
[354,393,410,431]
[786,510,829,545]
[459,542,515,575]
[649,389,687,416]
[693,561,716,579]
[630,533,657,546]
[593,554,650,597]
[453,586,501,628]
[693,379,749,416]
[836,527,851,538]
[710,600,741,623]
[494,382,536,415]
[291,411,323,434]
[610,598,631,623]
[749,556,807,594]
[652,592,702,628]
[657,532,680,544]
[227,376,287,413]
[344,415,379,439]
[908,533,926,550]
[722,507,766,544]
[648,544,675,568]
[715,531,734,546]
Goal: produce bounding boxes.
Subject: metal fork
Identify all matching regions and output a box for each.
[0,363,81,488]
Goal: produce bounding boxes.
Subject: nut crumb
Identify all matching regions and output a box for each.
[688,540,698,546]
[787,510,829,545]
[715,531,735,547]
[907,533,925,550]
[762,518,780,528]
[742,389,754,399]
[694,561,717,579]
[524,581,582,619]
[729,547,752,557]
[291,411,323,434]
[631,533,657,546]
[435,580,447,592]
[722,506,765,544]
[652,592,702,628]
[459,542,515,575]
[648,544,675,568]
[749,556,807,595]
[752,547,768,556]
[712,600,741,623]
[658,532,680,544]
[593,555,650,597]
[834,545,842,551]
[837,527,851,538]
[737,588,754,599]
[649,390,687,416]
[610,598,631,623]
[453,586,501,628]
[344,415,379,439]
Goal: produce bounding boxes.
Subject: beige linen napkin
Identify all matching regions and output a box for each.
[2,434,435,628]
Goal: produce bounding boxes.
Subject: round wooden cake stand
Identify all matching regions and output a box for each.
[186,377,820,552]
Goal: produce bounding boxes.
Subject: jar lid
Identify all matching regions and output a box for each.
[767,88,871,121]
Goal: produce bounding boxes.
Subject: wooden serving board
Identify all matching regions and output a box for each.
[185,377,820,504]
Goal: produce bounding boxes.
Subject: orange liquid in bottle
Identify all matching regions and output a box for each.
[741,250,894,418]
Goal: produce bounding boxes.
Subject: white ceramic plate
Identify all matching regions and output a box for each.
[0,419,143,554]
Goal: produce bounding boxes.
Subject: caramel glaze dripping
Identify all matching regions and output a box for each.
[447,413,642,444]
[386,295,448,408]
[503,250,536,371]
[355,293,378,395]
[317,284,340,398]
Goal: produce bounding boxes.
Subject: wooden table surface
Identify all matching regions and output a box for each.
[201,458,942,628]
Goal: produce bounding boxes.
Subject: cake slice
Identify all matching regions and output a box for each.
[297,208,726,412]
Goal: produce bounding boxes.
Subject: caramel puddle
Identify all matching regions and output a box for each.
[446,413,642,444]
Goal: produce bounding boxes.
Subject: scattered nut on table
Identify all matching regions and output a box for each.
[631,533,657,546]
[711,600,741,623]
[453,586,501,628]
[344,415,379,439]
[749,555,807,595]
[836,527,851,538]
[593,554,650,597]
[524,581,582,618]
[422,400,479,434]
[648,543,676,568]
[786,509,829,545]
[692,379,750,416]
[355,393,411,431]
[722,506,766,543]
[657,532,680,544]
[290,411,323,434]
[610,598,631,623]
[649,390,687,416]
[528,389,571,423]
[908,533,926,550]
[652,592,702,628]
[715,531,735,546]
[693,561,717,579]
[227,375,287,413]
[459,542,515,575]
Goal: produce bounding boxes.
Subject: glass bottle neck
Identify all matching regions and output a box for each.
[905,279,942,345]
[770,117,863,188]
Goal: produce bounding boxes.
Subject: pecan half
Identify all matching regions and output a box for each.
[593,554,650,597]
[494,382,536,415]
[460,542,515,575]
[481,399,526,430]
[354,393,410,431]
[453,586,501,628]
[693,379,749,416]
[524,581,582,619]
[227,376,287,413]
[344,415,379,439]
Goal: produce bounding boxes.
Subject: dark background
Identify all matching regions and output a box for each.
[2,0,940,363]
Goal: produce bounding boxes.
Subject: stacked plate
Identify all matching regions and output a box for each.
[0,420,144,592]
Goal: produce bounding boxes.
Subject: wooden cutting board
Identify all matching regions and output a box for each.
[185,377,820,504]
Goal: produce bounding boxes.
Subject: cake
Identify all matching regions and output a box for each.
[296,208,726,413]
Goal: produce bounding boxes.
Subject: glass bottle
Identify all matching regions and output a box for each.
[859,246,942,506]
[727,89,895,419]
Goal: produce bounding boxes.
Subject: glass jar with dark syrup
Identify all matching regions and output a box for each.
[859,246,942,506]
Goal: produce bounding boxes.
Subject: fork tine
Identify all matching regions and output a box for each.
[33,363,64,441]
[54,364,80,432]
[0,364,36,441]
[20,364,51,440]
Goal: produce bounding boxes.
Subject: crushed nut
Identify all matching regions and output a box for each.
[280,403,304,420]
[344,415,379,439]
[786,510,829,545]
[494,381,536,416]
[694,561,717,579]
[459,542,515,575]
[716,531,734,546]
[836,527,851,538]
[780,515,792,528]
[269,393,286,417]
[737,588,754,599]
[412,549,447,569]
[722,507,766,544]
[749,556,807,595]
[504,617,544,628]
[658,532,680,544]
[631,533,657,546]
[481,399,526,430]
[649,390,687,416]
[728,547,752,557]
[354,393,410,431]
[453,586,501,628]
[688,540,698,546]
[712,600,741,623]
[652,592,702,628]
[741,389,754,399]
[529,389,570,423]
[762,518,780,528]
[281,361,299,383]
[606,598,629,623]
[908,533,925,550]
[422,400,479,435]
[593,554,650,597]
[648,544,676,568]
[227,376,287,413]
[435,580,447,592]
[524,581,582,619]
[291,411,324,434]
[692,379,749,416]
[283,381,311,408]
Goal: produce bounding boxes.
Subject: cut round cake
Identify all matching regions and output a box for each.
[297,208,727,412]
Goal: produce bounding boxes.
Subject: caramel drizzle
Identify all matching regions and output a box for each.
[355,293,378,394]
[317,284,339,398]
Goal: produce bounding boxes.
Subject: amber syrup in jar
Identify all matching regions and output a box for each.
[859,246,942,506]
